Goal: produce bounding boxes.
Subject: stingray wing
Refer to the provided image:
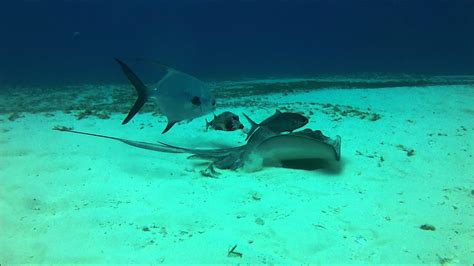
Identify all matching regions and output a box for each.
[255,134,341,162]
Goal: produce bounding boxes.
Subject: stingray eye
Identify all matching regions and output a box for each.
[191,96,201,106]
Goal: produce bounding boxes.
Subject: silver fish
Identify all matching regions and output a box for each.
[115,58,216,134]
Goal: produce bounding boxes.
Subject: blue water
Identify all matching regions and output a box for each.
[0,0,473,86]
[2,1,474,264]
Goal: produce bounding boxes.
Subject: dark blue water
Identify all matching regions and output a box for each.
[1,0,473,86]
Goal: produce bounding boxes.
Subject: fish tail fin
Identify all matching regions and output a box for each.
[115,58,149,125]
[242,113,258,141]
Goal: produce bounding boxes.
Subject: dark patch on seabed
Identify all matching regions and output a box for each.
[0,75,473,118]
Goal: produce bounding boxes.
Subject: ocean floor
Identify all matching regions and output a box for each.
[0,77,473,263]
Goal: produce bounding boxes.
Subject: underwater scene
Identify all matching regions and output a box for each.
[0,0,473,264]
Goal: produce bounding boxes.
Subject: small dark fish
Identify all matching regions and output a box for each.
[206,111,244,131]
[242,110,309,141]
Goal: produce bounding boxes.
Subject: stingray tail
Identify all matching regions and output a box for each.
[54,128,182,153]
[242,113,259,141]
[115,58,149,125]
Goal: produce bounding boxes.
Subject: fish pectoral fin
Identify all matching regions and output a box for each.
[162,121,177,134]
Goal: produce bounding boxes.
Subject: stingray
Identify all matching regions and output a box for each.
[55,126,341,174]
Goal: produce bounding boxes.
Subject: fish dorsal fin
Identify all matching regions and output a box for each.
[136,58,178,73]
[243,113,258,127]
[162,121,177,134]
[243,113,259,141]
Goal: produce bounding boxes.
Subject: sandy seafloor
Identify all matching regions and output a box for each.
[0,78,473,264]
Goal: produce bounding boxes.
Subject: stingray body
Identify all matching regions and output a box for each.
[256,131,341,163]
[116,58,216,133]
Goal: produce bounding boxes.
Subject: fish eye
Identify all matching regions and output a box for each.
[191,96,201,106]
[225,121,233,130]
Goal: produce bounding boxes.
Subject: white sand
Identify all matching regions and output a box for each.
[0,85,473,263]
